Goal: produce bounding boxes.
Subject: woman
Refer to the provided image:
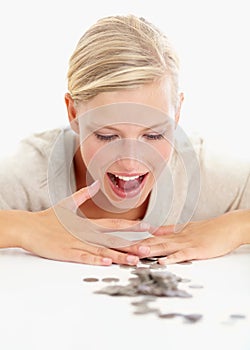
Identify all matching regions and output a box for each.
[0,15,249,265]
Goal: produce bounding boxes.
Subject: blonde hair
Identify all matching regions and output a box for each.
[67,15,180,106]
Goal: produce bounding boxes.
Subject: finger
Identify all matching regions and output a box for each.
[60,248,113,266]
[72,239,140,265]
[123,238,186,258]
[58,180,100,211]
[83,244,140,266]
[158,247,196,265]
[119,244,151,257]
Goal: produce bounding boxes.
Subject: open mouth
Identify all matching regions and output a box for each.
[107,172,149,198]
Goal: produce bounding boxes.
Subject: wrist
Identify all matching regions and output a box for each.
[228,209,250,246]
[239,209,250,245]
[0,210,29,248]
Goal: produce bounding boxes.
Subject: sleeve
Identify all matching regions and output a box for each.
[0,129,60,211]
[192,140,250,220]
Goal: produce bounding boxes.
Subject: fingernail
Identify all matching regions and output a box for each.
[102,257,112,265]
[126,255,139,265]
[138,246,150,255]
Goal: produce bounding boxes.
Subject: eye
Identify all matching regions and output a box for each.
[94,133,118,142]
[143,133,165,141]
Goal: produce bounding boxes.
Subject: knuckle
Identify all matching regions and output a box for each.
[94,245,106,256]
[115,253,127,265]
[80,253,102,266]
[159,242,169,251]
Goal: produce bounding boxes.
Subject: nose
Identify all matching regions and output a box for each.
[116,157,141,172]
[115,139,141,172]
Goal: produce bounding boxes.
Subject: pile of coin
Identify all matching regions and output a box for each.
[95,267,192,298]
[83,260,246,323]
[83,259,205,322]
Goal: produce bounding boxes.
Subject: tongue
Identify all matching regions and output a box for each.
[118,178,141,192]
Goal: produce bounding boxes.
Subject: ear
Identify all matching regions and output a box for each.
[65,93,79,133]
[174,92,184,127]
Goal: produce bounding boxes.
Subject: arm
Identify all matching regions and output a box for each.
[123,209,250,264]
[0,182,147,266]
[0,210,25,248]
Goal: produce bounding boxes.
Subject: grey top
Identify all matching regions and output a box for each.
[0,126,249,227]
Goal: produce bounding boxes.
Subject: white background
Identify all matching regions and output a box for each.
[0,0,249,158]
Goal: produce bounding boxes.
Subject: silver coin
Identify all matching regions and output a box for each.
[180,278,191,283]
[119,264,133,269]
[94,265,199,321]
[102,277,120,283]
[158,312,182,319]
[188,284,204,289]
[133,266,150,271]
[183,313,203,323]
[134,305,158,315]
[83,277,99,282]
[140,257,158,262]
[230,314,246,319]
[149,263,166,269]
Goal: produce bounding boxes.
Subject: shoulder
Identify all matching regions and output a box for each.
[0,127,73,210]
[180,131,249,175]
[189,133,250,217]
[197,136,250,179]
[18,128,64,156]
[171,131,250,219]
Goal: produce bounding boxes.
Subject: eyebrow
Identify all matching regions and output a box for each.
[85,120,172,132]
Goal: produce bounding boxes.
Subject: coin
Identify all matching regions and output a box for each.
[141,257,158,261]
[149,262,166,270]
[83,277,99,282]
[158,312,182,319]
[183,313,203,323]
[102,277,120,283]
[133,305,158,315]
[95,268,192,298]
[188,284,204,289]
[88,264,205,323]
[119,264,133,269]
[230,314,246,319]
[180,278,191,283]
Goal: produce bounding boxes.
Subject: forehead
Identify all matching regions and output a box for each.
[77,102,174,132]
[76,79,175,117]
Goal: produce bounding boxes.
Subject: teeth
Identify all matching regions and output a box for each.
[116,175,140,181]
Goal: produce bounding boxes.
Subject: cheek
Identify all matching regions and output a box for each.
[155,141,173,161]
[80,140,100,166]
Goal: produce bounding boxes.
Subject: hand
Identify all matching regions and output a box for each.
[18,181,149,266]
[122,210,250,264]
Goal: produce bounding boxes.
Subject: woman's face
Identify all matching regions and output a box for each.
[67,80,182,209]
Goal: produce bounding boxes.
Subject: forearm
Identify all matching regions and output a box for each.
[0,210,28,248]
[237,209,250,245]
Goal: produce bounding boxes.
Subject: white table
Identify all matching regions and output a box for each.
[1,246,250,350]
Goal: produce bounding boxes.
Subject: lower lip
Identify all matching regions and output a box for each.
[106,173,148,199]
